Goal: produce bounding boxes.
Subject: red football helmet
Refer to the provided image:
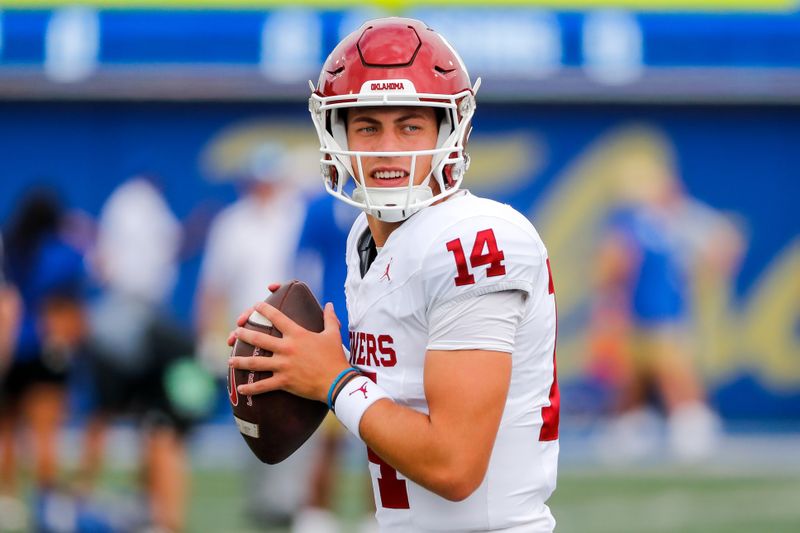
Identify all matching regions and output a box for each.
[309,17,480,222]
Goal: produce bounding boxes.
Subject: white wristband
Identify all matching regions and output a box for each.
[333,375,390,439]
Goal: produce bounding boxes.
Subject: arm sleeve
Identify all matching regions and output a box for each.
[426,290,527,353]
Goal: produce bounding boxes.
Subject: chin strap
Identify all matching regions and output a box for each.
[352,185,434,222]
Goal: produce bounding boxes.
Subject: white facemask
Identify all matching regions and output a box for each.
[309,79,480,222]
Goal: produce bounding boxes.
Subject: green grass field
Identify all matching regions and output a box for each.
[5,462,800,532]
[550,469,800,533]
[180,467,800,532]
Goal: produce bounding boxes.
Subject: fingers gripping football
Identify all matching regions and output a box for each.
[229,303,294,394]
[229,301,349,402]
[226,305,258,346]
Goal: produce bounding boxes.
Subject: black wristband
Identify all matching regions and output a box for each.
[331,370,363,413]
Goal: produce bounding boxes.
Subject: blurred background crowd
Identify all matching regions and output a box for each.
[0,1,798,532]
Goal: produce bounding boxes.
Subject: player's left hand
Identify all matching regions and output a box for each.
[227,301,350,403]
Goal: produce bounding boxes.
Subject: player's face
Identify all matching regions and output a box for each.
[346,106,439,191]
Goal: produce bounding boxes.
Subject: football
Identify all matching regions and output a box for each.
[228,281,328,464]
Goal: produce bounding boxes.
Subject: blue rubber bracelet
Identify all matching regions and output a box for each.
[327,368,358,410]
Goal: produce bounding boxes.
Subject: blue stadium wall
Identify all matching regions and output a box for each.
[1,100,798,422]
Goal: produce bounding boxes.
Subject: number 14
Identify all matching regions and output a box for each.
[446,229,506,286]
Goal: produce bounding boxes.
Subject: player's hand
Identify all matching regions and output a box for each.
[228,301,350,402]
[225,306,255,347]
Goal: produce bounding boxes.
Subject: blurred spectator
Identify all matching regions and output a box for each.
[197,142,306,376]
[81,175,200,531]
[0,234,24,531]
[0,234,21,385]
[590,155,743,462]
[291,192,376,533]
[195,142,309,526]
[294,193,356,322]
[93,176,181,304]
[0,187,87,528]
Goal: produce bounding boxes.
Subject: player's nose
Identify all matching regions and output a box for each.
[373,129,403,152]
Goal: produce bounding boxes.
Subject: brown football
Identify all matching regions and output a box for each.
[228,281,328,464]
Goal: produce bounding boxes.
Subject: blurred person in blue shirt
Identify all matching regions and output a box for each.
[0,187,87,512]
[294,192,355,343]
[590,157,742,463]
[292,191,374,533]
[196,142,308,527]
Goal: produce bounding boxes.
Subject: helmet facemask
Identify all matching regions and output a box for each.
[309,82,480,223]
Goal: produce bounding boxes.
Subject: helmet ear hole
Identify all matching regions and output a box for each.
[442,153,459,189]
[322,154,339,190]
[330,166,339,190]
[443,163,454,189]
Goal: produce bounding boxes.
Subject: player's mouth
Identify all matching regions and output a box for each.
[369,168,409,187]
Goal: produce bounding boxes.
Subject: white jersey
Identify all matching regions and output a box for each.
[344,191,559,532]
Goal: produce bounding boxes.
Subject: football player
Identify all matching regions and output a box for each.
[230,18,559,532]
